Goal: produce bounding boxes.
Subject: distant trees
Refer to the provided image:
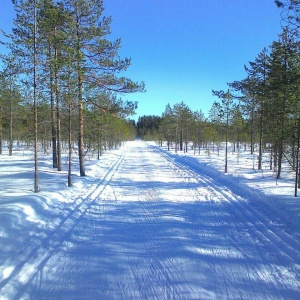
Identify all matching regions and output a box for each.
[0,58,22,156]
[134,22,300,198]
[138,2,300,196]
[212,90,234,173]
[173,102,193,153]
[136,115,161,140]
[149,102,207,154]
[191,110,206,154]
[132,2,300,199]
[160,104,175,150]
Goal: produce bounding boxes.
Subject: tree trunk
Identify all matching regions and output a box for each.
[68,83,72,187]
[270,147,273,170]
[185,129,188,153]
[277,139,283,179]
[175,124,178,153]
[274,145,278,170]
[78,81,85,176]
[180,128,183,151]
[225,110,229,173]
[55,46,61,171]
[33,0,38,193]
[75,5,85,177]
[9,86,13,156]
[258,110,264,170]
[49,45,57,168]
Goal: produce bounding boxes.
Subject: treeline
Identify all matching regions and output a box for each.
[0,0,144,191]
[140,1,300,195]
[136,115,161,140]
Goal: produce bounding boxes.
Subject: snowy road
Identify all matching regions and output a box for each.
[1,141,300,299]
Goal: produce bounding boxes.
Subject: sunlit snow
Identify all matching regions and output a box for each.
[0,140,299,299]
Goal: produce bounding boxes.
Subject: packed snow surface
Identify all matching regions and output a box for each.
[0,140,299,299]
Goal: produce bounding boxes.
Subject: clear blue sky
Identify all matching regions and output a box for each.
[0,0,283,120]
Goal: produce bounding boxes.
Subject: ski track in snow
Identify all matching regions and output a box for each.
[150,145,300,299]
[0,149,126,300]
[0,141,300,299]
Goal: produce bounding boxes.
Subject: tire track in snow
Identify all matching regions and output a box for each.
[187,190,279,299]
[120,144,275,298]
[162,169,256,299]
[132,201,191,299]
[0,148,126,300]
[135,157,193,299]
[182,178,296,299]
[99,145,194,299]
[152,145,300,299]
[152,145,300,261]
[7,142,299,299]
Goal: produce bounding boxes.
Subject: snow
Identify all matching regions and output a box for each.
[0,140,299,299]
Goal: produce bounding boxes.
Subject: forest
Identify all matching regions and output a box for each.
[136,1,300,192]
[0,0,145,191]
[1,0,300,193]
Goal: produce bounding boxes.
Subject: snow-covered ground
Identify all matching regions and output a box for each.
[0,140,299,299]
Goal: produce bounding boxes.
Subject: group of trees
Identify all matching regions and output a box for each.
[3,0,300,196]
[0,0,144,191]
[136,115,161,140]
[140,1,300,196]
[153,26,300,180]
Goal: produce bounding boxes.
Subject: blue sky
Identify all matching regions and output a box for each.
[0,0,283,120]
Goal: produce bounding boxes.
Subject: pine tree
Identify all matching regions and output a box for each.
[244,48,271,170]
[9,0,40,192]
[161,104,176,151]
[64,0,144,176]
[208,101,224,154]
[275,0,300,30]
[1,55,22,156]
[268,28,300,178]
[212,90,234,173]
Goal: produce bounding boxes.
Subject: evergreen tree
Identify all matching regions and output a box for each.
[1,56,22,156]
[208,101,224,154]
[38,0,70,170]
[9,0,40,192]
[64,0,144,176]
[160,104,176,150]
[267,28,300,178]
[244,48,271,170]
[212,90,234,173]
